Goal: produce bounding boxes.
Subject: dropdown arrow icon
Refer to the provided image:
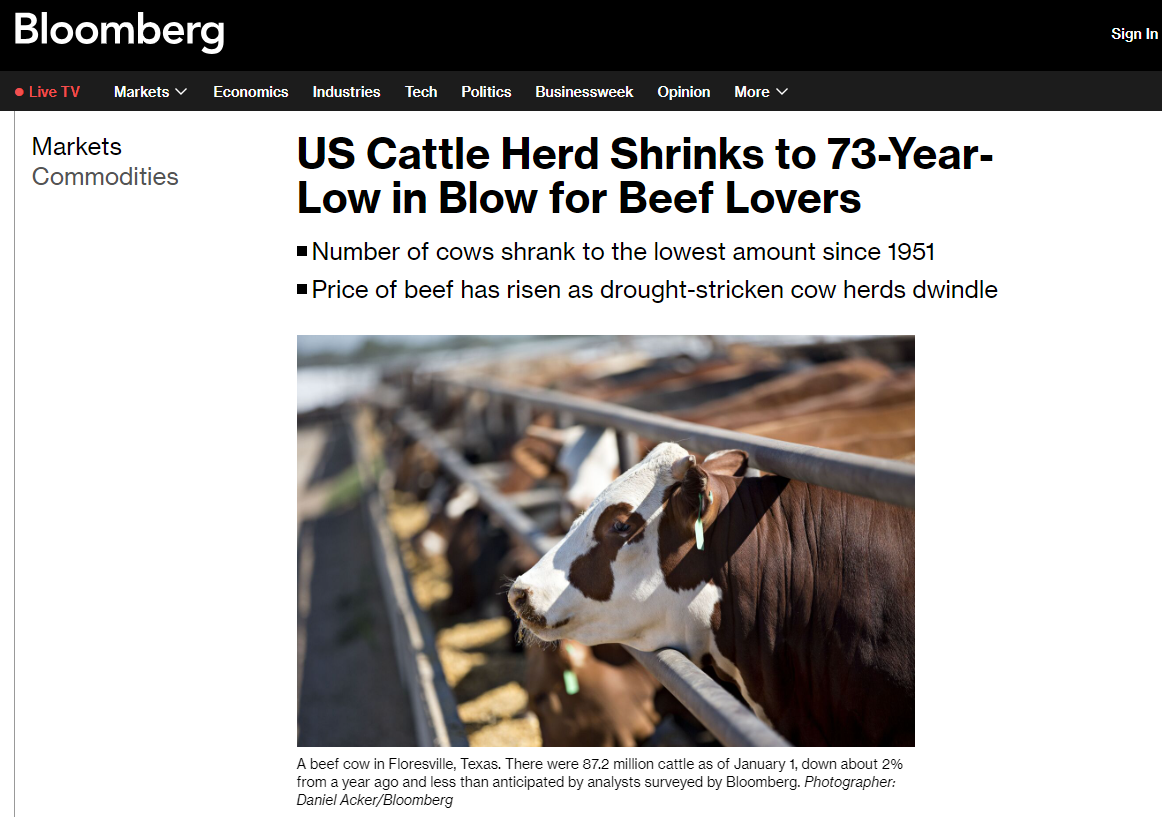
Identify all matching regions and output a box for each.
[776,88,788,95]
[175,88,187,95]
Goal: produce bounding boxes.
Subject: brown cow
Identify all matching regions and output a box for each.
[677,358,894,427]
[811,430,915,460]
[738,403,915,449]
[508,443,914,747]
[693,369,915,432]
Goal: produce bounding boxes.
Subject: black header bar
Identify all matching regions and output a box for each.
[5,71,1159,112]
[5,11,1160,72]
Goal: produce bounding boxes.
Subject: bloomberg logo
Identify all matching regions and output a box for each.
[15,12,224,54]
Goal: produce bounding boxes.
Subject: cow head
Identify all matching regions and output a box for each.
[508,443,749,651]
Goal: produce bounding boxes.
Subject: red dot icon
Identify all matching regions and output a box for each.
[15,88,24,96]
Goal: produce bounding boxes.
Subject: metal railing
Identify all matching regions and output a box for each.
[439,377,914,508]
[346,413,468,748]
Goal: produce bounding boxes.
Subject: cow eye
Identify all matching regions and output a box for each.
[612,520,631,533]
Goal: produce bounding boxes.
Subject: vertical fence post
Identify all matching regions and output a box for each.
[616,430,640,472]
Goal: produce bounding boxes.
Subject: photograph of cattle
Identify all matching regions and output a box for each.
[297,335,915,748]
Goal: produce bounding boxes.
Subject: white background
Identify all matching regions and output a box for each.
[5,108,1161,814]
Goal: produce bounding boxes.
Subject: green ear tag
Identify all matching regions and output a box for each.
[563,669,580,695]
[695,492,706,550]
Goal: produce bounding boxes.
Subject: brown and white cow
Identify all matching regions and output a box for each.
[508,443,914,746]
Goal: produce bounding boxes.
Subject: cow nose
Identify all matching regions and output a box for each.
[508,586,529,611]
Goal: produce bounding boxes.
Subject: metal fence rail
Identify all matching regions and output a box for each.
[346,414,468,747]
[396,411,558,555]
[392,408,791,747]
[440,376,915,508]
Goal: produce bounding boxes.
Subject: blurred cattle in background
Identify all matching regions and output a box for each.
[525,641,661,747]
[393,441,442,500]
[661,360,915,461]
[739,404,915,458]
[570,355,777,404]
[676,358,895,426]
[512,425,620,527]
[518,354,915,462]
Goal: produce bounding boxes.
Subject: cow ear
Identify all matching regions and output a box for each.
[701,450,749,477]
[681,464,709,502]
[671,454,697,481]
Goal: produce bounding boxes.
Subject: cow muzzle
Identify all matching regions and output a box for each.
[507,585,549,630]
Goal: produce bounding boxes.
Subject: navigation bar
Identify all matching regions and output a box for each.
[7,71,1159,112]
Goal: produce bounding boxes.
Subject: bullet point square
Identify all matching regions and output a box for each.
[297,284,308,294]
[297,245,307,256]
